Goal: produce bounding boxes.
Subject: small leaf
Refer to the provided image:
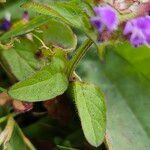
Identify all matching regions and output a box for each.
[8,50,68,102]
[42,19,77,51]
[69,81,106,147]
[0,15,51,41]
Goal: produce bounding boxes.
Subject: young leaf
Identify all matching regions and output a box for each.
[42,19,77,51]
[8,50,68,102]
[0,15,51,41]
[1,39,41,80]
[69,81,106,147]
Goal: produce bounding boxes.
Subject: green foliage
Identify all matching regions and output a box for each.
[8,50,68,102]
[42,19,77,51]
[78,45,150,150]
[1,0,150,149]
[1,39,40,80]
[0,15,51,42]
[0,116,36,150]
[68,81,106,147]
[113,42,150,79]
[21,1,85,29]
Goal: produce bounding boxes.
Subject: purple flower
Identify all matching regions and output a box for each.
[91,5,119,33]
[0,13,11,31]
[0,19,11,31]
[124,16,150,47]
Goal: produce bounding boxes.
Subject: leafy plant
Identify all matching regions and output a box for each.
[0,0,150,150]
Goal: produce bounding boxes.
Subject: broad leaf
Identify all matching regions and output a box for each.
[42,19,77,51]
[78,45,150,150]
[69,81,106,147]
[8,50,68,102]
[1,39,41,80]
[0,15,51,41]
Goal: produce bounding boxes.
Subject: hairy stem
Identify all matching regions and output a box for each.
[67,38,93,79]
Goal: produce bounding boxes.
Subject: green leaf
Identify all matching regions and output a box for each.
[0,15,51,42]
[8,50,68,102]
[113,42,150,80]
[42,19,77,51]
[0,116,36,150]
[21,2,84,29]
[6,125,28,150]
[1,39,41,80]
[69,81,106,147]
[78,45,150,150]
[8,124,36,150]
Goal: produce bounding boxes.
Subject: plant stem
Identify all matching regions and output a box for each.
[32,33,53,54]
[67,38,93,79]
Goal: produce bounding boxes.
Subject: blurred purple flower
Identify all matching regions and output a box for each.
[0,12,11,31]
[0,19,11,31]
[124,16,150,47]
[91,5,119,33]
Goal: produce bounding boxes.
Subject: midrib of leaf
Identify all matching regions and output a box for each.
[81,87,97,145]
[74,84,105,146]
[12,72,62,90]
